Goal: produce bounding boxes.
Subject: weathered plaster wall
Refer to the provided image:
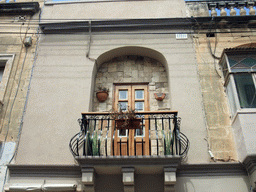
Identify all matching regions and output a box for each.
[15,32,208,164]
[0,1,44,150]
[0,1,43,190]
[0,14,39,144]
[193,29,256,161]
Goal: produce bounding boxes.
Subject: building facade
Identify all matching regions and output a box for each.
[0,0,40,191]
[3,0,256,191]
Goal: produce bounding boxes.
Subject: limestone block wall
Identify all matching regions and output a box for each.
[0,2,42,189]
[93,55,170,155]
[185,2,209,17]
[93,55,169,112]
[0,8,41,144]
[193,29,256,161]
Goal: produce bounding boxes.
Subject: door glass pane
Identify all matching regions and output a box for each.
[119,90,128,100]
[135,90,144,99]
[135,102,144,111]
[234,74,256,108]
[135,126,144,137]
[119,102,128,111]
[118,129,127,137]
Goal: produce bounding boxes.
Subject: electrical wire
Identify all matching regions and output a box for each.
[0,14,33,192]
[0,46,28,192]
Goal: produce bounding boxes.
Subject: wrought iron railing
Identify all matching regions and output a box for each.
[69,111,189,159]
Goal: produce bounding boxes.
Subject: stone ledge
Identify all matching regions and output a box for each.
[8,161,247,178]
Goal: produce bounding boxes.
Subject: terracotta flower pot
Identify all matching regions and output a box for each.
[115,118,141,130]
[96,91,108,102]
[154,93,166,101]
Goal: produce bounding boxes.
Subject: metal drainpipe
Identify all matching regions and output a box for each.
[86,20,95,62]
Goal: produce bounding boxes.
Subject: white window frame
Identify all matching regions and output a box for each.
[222,52,256,121]
[0,54,15,104]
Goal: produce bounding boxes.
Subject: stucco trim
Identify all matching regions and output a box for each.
[76,155,181,166]
[8,162,247,178]
[177,163,247,177]
[8,164,81,178]
[39,18,191,34]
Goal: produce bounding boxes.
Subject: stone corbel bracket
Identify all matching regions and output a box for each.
[122,167,135,192]
[81,167,95,192]
[164,167,177,192]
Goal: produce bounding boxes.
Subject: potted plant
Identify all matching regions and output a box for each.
[110,107,141,130]
[154,93,166,101]
[96,86,109,102]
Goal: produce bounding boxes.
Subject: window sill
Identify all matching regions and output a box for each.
[232,108,256,125]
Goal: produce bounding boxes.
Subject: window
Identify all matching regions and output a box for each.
[114,85,148,137]
[220,49,256,117]
[0,60,6,82]
[0,54,15,103]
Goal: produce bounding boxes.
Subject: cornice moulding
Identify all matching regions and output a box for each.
[8,161,247,178]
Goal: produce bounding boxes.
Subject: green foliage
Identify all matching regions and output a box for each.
[92,131,99,156]
[165,131,172,155]
[85,132,93,156]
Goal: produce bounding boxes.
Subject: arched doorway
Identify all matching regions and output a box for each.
[93,48,170,156]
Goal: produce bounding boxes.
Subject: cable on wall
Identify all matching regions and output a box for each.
[0,14,33,192]
[85,20,96,61]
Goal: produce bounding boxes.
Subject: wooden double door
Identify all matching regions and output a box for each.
[113,84,149,156]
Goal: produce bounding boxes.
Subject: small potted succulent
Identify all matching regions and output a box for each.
[96,86,109,102]
[110,107,141,130]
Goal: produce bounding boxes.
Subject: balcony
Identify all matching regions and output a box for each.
[69,111,189,160]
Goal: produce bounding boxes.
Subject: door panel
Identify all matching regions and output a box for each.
[113,84,149,156]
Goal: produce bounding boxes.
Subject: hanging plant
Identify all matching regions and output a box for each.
[110,107,141,130]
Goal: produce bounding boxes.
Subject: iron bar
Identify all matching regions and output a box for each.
[69,111,189,159]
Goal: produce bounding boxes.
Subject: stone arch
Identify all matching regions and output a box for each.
[92,46,170,112]
[96,46,169,72]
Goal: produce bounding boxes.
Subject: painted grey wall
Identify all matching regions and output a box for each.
[232,112,256,161]
[15,32,208,164]
[42,0,186,20]
[96,174,164,192]
[175,176,250,192]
